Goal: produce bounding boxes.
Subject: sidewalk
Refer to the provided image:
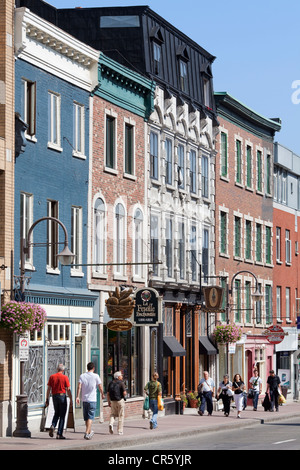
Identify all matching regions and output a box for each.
[1,402,300,451]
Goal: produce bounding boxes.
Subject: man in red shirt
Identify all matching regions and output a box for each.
[46,364,72,439]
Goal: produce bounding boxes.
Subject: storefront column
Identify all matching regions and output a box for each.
[193,306,200,390]
[174,303,182,399]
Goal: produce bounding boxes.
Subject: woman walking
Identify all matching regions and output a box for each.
[232,374,245,418]
[217,374,233,417]
[144,372,162,430]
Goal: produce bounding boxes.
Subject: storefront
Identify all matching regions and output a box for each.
[275,327,298,400]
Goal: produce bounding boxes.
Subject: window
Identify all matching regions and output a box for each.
[165,138,173,185]
[179,60,188,92]
[236,140,242,184]
[202,228,209,282]
[73,102,85,156]
[150,131,158,180]
[100,15,140,28]
[245,220,252,260]
[47,200,59,270]
[124,123,134,175]
[20,192,33,264]
[105,115,115,169]
[266,154,271,195]
[265,285,272,324]
[203,78,210,108]
[165,217,173,278]
[93,198,106,274]
[256,223,262,262]
[153,42,161,75]
[246,145,252,188]
[201,155,209,198]
[150,213,159,276]
[276,227,281,262]
[234,279,241,322]
[134,209,143,278]
[276,286,281,320]
[285,229,291,264]
[257,150,262,192]
[190,149,196,194]
[220,211,227,254]
[23,79,36,137]
[221,132,227,177]
[71,206,82,273]
[255,283,262,324]
[178,144,185,189]
[178,221,185,279]
[48,91,61,149]
[266,226,272,264]
[245,281,251,323]
[234,216,241,258]
[190,224,197,282]
[286,287,290,321]
[115,203,126,275]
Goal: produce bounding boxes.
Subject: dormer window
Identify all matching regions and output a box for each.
[176,45,189,93]
[153,42,161,75]
[150,26,164,76]
[200,60,213,109]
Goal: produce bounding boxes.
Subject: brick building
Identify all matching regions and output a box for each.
[273,142,299,399]
[0,0,15,437]
[215,92,281,393]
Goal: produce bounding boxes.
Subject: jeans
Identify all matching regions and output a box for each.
[200,391,213,415]
[270,389,279,411]
[149,399,158,428]
[253,391,259,409]
[52,394,67,436]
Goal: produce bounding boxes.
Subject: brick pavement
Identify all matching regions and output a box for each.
[1,402,300,451]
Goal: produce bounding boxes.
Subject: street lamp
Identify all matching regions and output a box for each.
[13,216,74,438]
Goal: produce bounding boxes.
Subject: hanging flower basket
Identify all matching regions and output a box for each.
[0,301,47,335]
[213,324,242,344]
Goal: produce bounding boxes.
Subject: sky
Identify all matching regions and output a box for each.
[47,0,300,155]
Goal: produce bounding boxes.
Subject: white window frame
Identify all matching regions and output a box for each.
[133,207,144,279]
[23,79,36,140]
[114,202,126,278]
[71,206,83,277]
[48,91,62,151]
[20,192,34,267]
[73,102,85,158]
[93,197,106,276]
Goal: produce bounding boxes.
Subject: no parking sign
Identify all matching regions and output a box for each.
[19,333,29,361]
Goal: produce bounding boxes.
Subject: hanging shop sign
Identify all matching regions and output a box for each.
[264,325,287,345]
[134,287,160,326]
[202,286,224,312]
[107,319,133,332]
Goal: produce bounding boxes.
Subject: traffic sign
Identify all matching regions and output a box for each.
[264,325,286,345]
[19,333,29,361]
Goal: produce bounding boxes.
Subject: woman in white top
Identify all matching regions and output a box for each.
[232,374,245,418]
[249,369,262,411]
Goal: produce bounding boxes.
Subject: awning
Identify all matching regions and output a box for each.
[163,336,186,357]
[199,336,218,355]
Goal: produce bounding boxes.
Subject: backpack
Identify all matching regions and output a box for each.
[108,379,122,401]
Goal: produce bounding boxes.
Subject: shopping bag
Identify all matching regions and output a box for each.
[278,393,286,405]
[143,395,150,411]
[158,395,164,411]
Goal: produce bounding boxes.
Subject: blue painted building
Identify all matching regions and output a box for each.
[14,7,99,431]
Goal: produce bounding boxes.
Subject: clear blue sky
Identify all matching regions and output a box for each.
[48,0,300,155]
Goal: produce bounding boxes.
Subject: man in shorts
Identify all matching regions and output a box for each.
[76,362,104,439]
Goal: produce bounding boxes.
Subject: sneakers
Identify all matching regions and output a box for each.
[109,424,114,434]
[118,431,123,435]
[84,431,94,440]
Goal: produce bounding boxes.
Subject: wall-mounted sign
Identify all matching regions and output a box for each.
[19,332,29,362]
[264,325,287,344]
[107,319,133,332]
[202,286,224,311]
[134,287,160,326]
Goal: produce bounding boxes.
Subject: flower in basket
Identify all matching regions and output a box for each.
[213,323,242,344]
[0,301,47,335]
[186,391,196,400]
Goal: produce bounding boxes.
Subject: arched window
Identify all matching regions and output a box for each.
[115,203,126,275]
[134,208,143,277]
[94,198,106,273]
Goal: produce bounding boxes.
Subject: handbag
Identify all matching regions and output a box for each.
[247,388,255,399]
[226,388,233,397]
[143,395,150,411]
[157,395,164,411]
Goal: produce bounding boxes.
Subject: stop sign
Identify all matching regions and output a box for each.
[265,325,285,344]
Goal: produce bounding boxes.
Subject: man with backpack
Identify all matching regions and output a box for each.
[107,371,127,435]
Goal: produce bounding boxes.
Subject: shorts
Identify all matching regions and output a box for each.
[83,401,97,421]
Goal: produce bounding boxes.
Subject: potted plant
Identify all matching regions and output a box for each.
[180,393,188,409]
[213,323,242,344]
[186,391,198,408]
[0,301,47,335]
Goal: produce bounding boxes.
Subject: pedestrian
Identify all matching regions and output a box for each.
[266,370,282,412]
[217,374,233,417]
[249,369,262,411]
[45,364,72,439]
[144,372,162,430]
[232,373,245,418]
[76,362,104,440]
[107,371,127,435]
[197,371,215,416]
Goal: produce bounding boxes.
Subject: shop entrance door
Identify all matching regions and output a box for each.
[91,348,100,417]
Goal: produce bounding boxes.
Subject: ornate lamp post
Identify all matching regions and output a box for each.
[13,217,74,438]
